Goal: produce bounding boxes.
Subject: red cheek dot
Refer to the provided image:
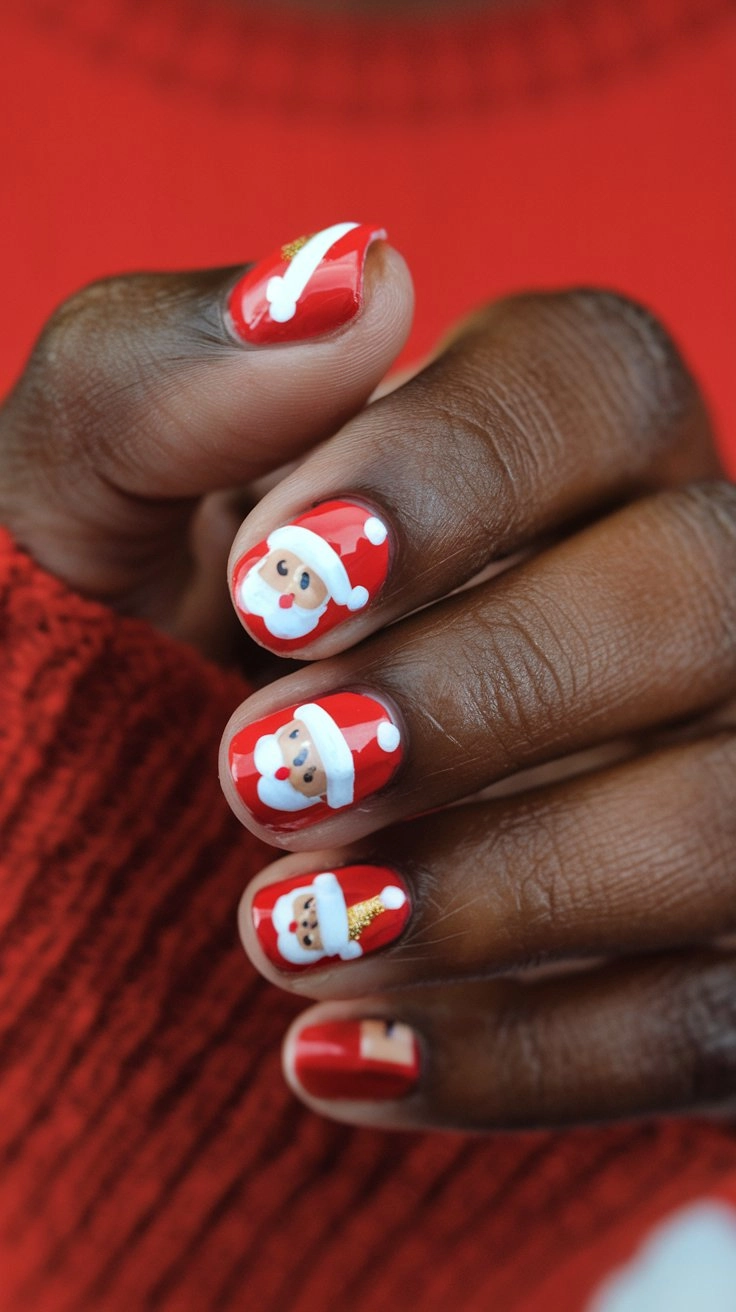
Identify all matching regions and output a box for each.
[275,766,290,781]
[289,921,297,933]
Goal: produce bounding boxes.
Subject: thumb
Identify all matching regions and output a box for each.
[0,223,412,620]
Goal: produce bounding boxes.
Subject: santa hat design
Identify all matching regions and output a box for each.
[295,698,401,811]
[272,871,407,966]
[266,505,388,612]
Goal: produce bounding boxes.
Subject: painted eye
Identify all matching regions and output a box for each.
[276,559,288,576]
[303,772,314,784]
[293,748,307,767]
[299,571,310,591]
[289,729,299,739]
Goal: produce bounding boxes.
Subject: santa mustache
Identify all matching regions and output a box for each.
[254,734,323,814]
[237,563,329,641]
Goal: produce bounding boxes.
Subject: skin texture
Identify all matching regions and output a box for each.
[1,239,734,1132]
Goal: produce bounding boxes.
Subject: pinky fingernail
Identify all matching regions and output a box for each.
[291,1018,420,1101]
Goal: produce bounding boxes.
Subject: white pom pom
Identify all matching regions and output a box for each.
[347,585,369,611]
[379,885,406,910]
[376,720,401,753]
[266,275,297,323]
[364,516,388,546]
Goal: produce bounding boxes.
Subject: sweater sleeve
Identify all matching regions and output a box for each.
[4,525,736,1312]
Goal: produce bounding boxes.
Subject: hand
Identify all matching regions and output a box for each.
[221,289,736,1130]
[0,224,413,657]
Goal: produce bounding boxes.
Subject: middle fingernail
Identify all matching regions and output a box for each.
[249,866,411,972]
[232,500,391,655]
[228,691,404,834]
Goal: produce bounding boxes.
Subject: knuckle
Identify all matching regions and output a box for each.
[456,592,594,767]
[659,481,736,650]
[505,288,700,464]
[556,288,696,436]
[675,960,736,1103]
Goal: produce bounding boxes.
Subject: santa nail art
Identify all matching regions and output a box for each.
[227,222,386,345]
[228,691,403,833]
[251,866,411,972]
[232,500,390,653]
[291,1018,420,1101]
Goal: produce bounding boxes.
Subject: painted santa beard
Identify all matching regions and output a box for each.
[237,565,329,641]
[254,734,323,813]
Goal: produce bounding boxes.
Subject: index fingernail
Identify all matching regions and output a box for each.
[232,500,391,654]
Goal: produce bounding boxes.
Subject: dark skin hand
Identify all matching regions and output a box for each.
[2,237,734,1131]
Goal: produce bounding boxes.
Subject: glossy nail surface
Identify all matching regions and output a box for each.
[232,500,390,653]
[228,692,403,833]
[292,1019,420,1101]
[251,866,411,972]
[227,222,385,345]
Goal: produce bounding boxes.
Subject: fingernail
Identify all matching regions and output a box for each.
[232,500,390,653]
[227,222,386,345]
[251,866,411,972]
[228,692,403,833]
[291,1018,420,1101]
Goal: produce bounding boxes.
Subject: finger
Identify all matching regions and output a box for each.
[221,479,736,847]
[0,223,412,606]
[227,289,721,658]
[238,733,736,993]
[281,950,736,1128]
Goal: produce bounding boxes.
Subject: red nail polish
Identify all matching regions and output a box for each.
[228,692,403,833]
[252,866,411,973]
[227,222,385,345]
[292,1019,420,1101]
[232,500,390,653]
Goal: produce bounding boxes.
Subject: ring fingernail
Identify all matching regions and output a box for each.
[228,692,403,833]
[291,1018,420,1101]
[232,500,390,653]
[250,866,411,972]
[227,221,386,345]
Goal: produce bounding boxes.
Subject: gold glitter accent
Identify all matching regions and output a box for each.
[281,234,312,262]
[347,896,385,941]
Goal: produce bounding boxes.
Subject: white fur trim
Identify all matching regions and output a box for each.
[379,885,406,911]
[266,223,358,323]
[376,720,401,753]
[364,516,388,546]
[296,702,354,809]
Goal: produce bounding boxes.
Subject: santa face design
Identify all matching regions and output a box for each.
[232,500,391,654]
[228,692,404,834]
[249,867,411,971]
[253,718,328,813]
[237,550,330,642]
[291,892,323,952]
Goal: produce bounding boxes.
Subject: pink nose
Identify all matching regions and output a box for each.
[275,766,290,781]
[279,593,295,609]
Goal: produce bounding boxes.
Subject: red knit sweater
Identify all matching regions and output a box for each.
[2,2,736,1309]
